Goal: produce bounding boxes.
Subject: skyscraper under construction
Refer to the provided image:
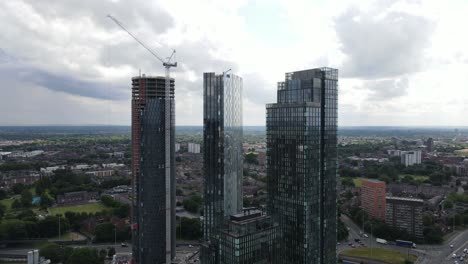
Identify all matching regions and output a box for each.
[131,75,176,264]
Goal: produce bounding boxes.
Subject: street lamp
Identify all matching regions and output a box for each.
[58,215,61,241]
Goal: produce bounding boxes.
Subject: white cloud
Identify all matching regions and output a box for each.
[0,0,467,126]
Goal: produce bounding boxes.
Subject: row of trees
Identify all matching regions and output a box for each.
[0,215,69,240]
[40,243,115,264]
[340,160,452,186]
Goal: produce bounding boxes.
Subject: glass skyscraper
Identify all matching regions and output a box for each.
[131,75,176,264]
[266,68,338,264]
[201,72,243,263]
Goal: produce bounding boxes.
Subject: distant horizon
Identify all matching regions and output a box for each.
[0,124,467,129]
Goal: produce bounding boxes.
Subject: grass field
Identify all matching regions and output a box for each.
[48,202,109,215]
[50,231,86,241]
[353,177,367,187]
[0,195,19,212]
[455,149,468,157]
[399,174,429,183]
[340,248,417,264]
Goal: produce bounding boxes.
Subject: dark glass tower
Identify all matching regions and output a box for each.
[266,68,338,264]
[131,75,176,264]
[201,72,243,263]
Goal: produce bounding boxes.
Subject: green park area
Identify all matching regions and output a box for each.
[0,197,15,212]
[352,177,366,187]
[340,248,417,264]
[398,174,429,183]
[48,202,109,215]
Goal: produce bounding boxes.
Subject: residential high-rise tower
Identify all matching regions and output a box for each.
[131,75,176,264]
[201,72,243,263]
[266,68,338,264]
[361,179,386,221]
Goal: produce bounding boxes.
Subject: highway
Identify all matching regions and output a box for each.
[340,214,468,264]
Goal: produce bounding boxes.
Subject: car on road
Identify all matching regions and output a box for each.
[121,243,128,247]
[363,234,369,238]
[351,244,355,248]
[354,238,360,242]
[451,244,454,248]
[348,242,352,246]
[464,248,467,253]
[189,244,193,248]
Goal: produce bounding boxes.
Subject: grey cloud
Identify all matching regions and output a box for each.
[25,0,173,33]
[364,77,409,101]
[0,62,128,100]
[335,8,434,79]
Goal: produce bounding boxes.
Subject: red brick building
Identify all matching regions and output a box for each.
[361,179,386,221]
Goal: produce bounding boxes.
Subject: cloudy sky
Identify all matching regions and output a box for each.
[0,0,467,126]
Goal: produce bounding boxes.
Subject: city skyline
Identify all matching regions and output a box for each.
[0,0,467,127]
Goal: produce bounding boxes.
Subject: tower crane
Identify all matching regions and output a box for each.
[107,15,176,264]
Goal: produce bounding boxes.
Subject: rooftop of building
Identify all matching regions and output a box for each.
[386,196,424,203]
[131,75,174,81]
[230,208,264,223]
[362,179,385,184]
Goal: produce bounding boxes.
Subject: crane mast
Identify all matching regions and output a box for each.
[108,15,176,264]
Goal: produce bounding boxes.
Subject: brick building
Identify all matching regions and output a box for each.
[361,179,386,221]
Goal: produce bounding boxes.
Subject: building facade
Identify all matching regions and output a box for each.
[401,150,422,167]
[218,209,279,264]
[201,72,243,263]
[386,196,424,239]
[131,75,176,264]
[188,143,201,153]
[266,68,338,264]
[361,179,386,221]
[56,191,99,205]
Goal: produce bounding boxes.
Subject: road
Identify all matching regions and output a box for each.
[341,214,468,264]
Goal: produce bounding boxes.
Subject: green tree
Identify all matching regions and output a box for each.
[113,204,130,218]
[0,203,5,218]
[101,194,118,207]
[341,177,355,187]
[40,190,55,209]
[40,243,73,264]
[99,249,107,261]
[20,189,33,207]
[94,222,115,242]
[0,219,28,239]
[37,216,69,238]
[107,247,116,257]
[245,153,258,164]
[11,183,26,195]
[183,195,203,213]
[337,217,349,241]
[68,248,100,264]
[177,217,202,240]
[0,189,7,199]
[444,200,454,209]
[11,199,22,209]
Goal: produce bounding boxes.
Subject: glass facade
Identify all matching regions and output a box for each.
[266,68,338,264]
[131,76,176,264]
[202,72,243,263]
[218,210,279,264]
